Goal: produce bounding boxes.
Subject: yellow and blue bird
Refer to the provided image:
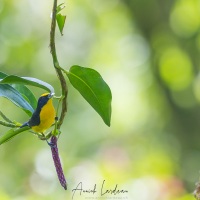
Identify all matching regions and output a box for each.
[21,93,56,133]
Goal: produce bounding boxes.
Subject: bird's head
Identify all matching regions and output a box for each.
[37,93,54,109]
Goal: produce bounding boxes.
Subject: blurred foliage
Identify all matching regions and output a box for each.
[0,0,200,199]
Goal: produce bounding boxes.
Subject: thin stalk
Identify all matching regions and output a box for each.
[0,120,17,128]
[49,0,67,190]
[0,111,13,123]
[50,0,68,129]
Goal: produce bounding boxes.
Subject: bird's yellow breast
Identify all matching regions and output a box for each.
[32,99,55,133]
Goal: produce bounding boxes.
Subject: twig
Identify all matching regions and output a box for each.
[50,0,68,129]
[0,120,17,128]
[0,111,13,123]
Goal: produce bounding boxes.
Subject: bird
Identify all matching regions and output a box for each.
[21,93,56,133]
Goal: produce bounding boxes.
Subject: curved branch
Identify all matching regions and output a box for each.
[50,0,68,129]
[0,120,17,128]
[0,111,13,123]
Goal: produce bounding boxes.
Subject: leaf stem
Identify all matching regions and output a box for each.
[0,120,17,128]
[50,0,68,129]
[0,111,13,123]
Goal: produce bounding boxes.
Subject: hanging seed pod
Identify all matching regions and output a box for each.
[50,135,67,190]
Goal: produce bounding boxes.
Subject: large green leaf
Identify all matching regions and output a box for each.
[0,72,53,110]
[66,65,112,126]
[0,72,8,79]
[0,75,54,93]
[0,72,34,116]
[0,84,34,116]
[12,84,37,109]
[0,126,30,145]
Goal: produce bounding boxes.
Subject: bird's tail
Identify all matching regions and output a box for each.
[20,122,29,128]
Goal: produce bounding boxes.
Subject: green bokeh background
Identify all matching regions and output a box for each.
[0,0,200,199]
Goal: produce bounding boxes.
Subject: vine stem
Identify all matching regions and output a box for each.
[50,0,68,129]
[49,0,68,190]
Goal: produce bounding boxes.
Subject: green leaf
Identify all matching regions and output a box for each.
[12,84,37,109]
[56,3,65,14]
[0,84,34,116]
[0,72,54,116]
[0,75,54,93]
[0,72,37,112]
[56,13,66,36]
[0,126,30,145]
[0,72,53,109]
[66,65,112,126]
[56,3,66,35]
[0,72,8,79]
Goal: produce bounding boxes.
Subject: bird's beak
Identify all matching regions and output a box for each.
[48,93,55,99]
